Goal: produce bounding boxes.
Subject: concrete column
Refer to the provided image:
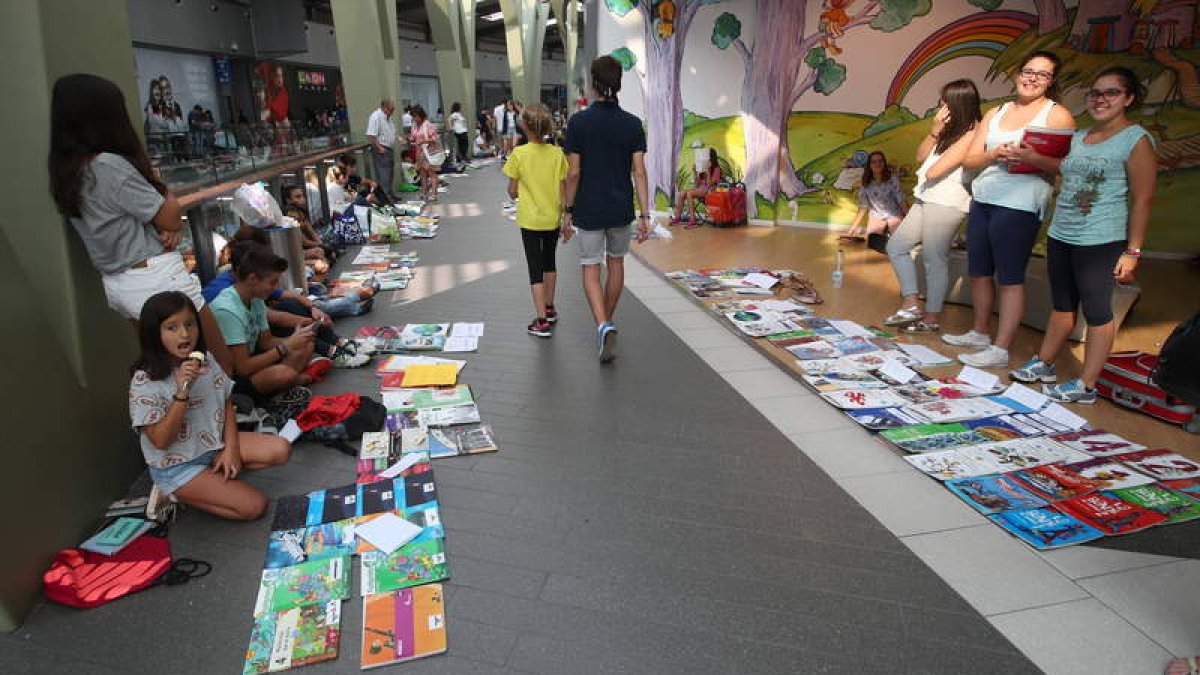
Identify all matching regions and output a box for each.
[425,0,477,126]
[0,0,148,630]
[550,0,583,103]
[499,0,550,105]
[330,0,402,143]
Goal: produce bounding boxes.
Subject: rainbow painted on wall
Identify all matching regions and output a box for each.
[885,10,1037,107]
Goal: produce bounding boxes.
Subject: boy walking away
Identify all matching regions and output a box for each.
[502,104,569,337]
[210,247,325,399]
[563,56,651,362]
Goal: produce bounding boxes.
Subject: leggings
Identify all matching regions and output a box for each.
[966,201,1041,285]
[885,201,965,313]
[521,227,559,284]
[1046,237,1125,326]
[455,132,469,162]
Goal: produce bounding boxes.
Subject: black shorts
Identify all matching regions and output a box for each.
[1046,237,1125,326]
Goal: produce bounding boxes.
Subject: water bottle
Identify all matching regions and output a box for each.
[832,248,845,288]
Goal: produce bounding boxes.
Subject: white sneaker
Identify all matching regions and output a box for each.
[958,345,1009,368]
[145,485,176,522]
[333,351,371,368]
[942,330,992,348]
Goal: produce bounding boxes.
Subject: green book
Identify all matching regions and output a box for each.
[360,539,449,596]
[1108,485,1200,524]
[253,556,351,617]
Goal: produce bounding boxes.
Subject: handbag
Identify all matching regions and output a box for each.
[423,143,447,167]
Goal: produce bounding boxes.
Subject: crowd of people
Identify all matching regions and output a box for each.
[845,52,1155,406]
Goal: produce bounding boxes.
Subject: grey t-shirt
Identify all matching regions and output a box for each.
[129,354,233,469]
[69,153,165,275]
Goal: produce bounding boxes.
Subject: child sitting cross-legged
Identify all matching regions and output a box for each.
[210,245,323,398]
[131,291,290,520]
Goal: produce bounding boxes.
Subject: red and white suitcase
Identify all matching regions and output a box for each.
[1095,351,1200,433]
[704,183,747,228]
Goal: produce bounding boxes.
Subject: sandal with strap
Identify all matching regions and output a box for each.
[780,273,823,304]
[903,321,941,333]
[884,307,922,326]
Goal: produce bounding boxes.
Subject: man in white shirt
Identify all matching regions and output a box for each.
[401,106,413,134]
[493,100,507,158]
[366,99,397,199]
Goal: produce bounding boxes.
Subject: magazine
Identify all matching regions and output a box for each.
[361,585,448,669]
[264,521,357,570]
[427,423,499,458]
[828,336,880,356]
[1050,429,1146,458]
[360,539,450,595]
[788,340,843,360]
[1053,493,1167,535]
[892,381,989,405]
[1106,485,1200,525]
[902,396,1017,423]
[988,507,1104,550]
[724,310,792,337]
[1163,478,1200,499]
[1064,457,1158,490]
[946,475,1048,515]
[903,447,1000,481]
[975,438,1089,473]
[398,324,449,351]
[1010,464,1102,501]
[1111,449,1200,481]
[880,417,1025,454]
[844,407,927,430]
[253,556,351,617]
[800,370,889,392]
[416,403,481,428]
[244,601,341,674]
[819,388,911,410]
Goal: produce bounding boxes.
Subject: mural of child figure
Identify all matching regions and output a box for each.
[820,0,854,55]
[655,0,676,39]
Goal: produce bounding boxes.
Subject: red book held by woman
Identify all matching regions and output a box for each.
[1009,126,1073,174]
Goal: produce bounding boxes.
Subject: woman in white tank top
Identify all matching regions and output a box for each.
[943,51,1076,369]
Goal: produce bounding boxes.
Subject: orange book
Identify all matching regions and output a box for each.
[361,584,447,669]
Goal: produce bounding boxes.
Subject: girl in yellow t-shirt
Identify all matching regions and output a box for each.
[502,104,569,337]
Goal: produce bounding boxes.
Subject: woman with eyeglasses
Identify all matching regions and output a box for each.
[944,51,1076,368]
[1007,67,1155,404]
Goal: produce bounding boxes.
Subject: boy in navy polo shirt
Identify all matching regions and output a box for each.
[562,56,652,363]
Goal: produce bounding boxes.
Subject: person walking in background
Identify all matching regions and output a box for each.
[366,98,397,200]
[883,79,982,334]
[503,104,569,338]
[410,106,443,202]
[944,51,1076,368]
[562,56,651,363]
[1008,67,1156,404]
[449,102,471,167]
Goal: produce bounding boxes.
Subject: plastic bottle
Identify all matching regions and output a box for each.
[832,248,845,288]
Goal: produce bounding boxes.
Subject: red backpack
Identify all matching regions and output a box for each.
[43,531,208,608]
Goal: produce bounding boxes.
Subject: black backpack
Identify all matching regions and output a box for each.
[1154,312,1200,407]
[304,396,388,455]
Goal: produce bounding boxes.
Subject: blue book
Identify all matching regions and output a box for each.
[947,475,1048,515]
[988,507,1104,550]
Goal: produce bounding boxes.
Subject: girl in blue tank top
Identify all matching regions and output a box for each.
[1008,67,1157,404]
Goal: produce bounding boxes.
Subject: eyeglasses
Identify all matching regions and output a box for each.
[1085,88,1128,101]
[1019,68,1054,82]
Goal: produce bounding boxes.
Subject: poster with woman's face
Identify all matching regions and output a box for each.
[135,48,219,133]
[254,61,291,125]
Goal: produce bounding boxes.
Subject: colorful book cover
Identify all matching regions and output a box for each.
[360,538,450,595]
[904,448,999,481]
[976,438,1089,473]
[1050,429,1147,458]
[453,423,499,456]
[796,318,841,335]
[765,330,818,347]
[787,340,842,360]
[1064,458,1158,490]
[903,397,1017,424]
[384,385,474,410]
[819,388,911,410]
[1112,449,1200,481]
[988,507,1105,550]
[893,381,990,404]
[829,336,880,356]
[796,357,853,375]
[264,521,357,570]
[1163,478,1200,499]
[800,371,888,392]
[399,324,449,351]
[359,432,392,462]
[1053,493,1167,535]
[839,350,917,371]
[1010,464,1102,501]
[356,325,404,340]
[880,418,1023,454]
[724,310,790,337]
[254,556,351,617]
[80,517,155,556]
[361,585,448,669]
[844,407,926,430]
[385,409,421,433]
[355,503,444,554]
[946,475,1048,514]
[1106,485,1200,524]
[417,403,481,428]
[244,601,341,674]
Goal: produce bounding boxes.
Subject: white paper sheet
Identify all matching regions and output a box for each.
[379,453,425,479]
[451,322,485,338]
[353,512,423,555]
[828,320,874,338]
[278,419,303,442]
[879,359,919,384]
[442,336,479,353]
[742,272,779,289]
[1040,403,1088,430]
[896,342,954,365]
[957,366,1001,391]
[1002,383,1050,411]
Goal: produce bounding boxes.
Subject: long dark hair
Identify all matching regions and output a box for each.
[935,79,982,154]
[132,291,204,380]
[861,151,892,187]
[591,56,622,102]
[1021,50,1063,102]
[49,74,166,218]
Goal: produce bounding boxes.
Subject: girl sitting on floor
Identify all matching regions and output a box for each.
[672,148,722,228]
[131,290,291,521]
[841,151,906,244]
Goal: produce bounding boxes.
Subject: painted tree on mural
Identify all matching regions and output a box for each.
[604,0,724,204]
[712,0,930,215]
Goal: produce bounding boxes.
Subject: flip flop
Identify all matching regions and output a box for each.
[903,321,941,333]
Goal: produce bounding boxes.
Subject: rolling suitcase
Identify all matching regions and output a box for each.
[704,183,748,228]
[1095,351,1200,433]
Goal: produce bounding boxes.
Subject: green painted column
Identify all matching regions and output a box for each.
[331,0,402,144]
[499,0,550,105]
[550,0,583,104]
[425,0,477,125]
[0,0,148,630]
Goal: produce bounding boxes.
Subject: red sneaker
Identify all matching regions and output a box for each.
[301,356,333,383]
[544,305,558,324]
[527,318,553,338]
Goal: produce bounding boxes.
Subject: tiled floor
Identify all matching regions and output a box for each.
[0,168,1185,674]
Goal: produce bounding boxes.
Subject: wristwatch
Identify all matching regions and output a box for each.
[564,205,574,214]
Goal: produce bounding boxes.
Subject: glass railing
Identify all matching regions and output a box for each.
[148,121,352,192]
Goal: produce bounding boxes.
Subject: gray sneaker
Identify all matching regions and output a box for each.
[1010,356,1057,383]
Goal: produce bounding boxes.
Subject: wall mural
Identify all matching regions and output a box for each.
[600,0,1200,254]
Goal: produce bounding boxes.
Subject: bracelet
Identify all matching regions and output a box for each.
[173,393,188,402]
[638,213,649,219]
[276,343,288,359]
[1122,249,1142,258]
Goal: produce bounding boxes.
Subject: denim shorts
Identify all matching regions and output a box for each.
[576,226,631,265]
[148,450,217,495]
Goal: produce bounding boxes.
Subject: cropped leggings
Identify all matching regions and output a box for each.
[521,227,559,284]
[885,200,965,313]
[1046,237,1125,326]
